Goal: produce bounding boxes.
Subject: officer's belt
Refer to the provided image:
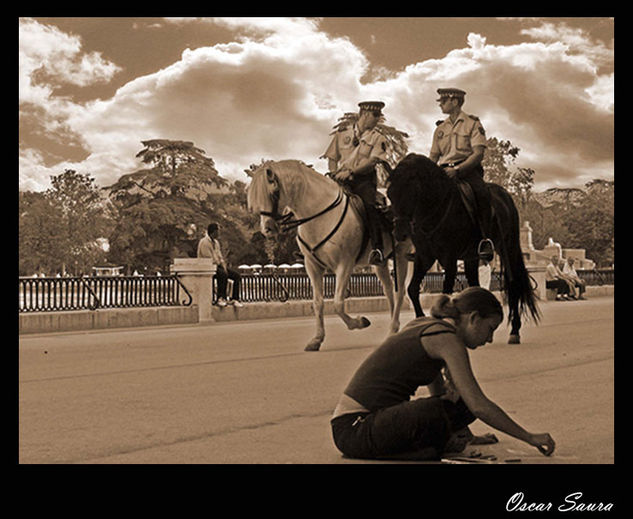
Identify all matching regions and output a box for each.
[440,159,466,169]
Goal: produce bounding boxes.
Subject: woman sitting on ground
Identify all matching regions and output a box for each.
[331,287,555,461]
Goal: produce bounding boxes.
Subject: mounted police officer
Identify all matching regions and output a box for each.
[330,101,390,266]
[430,88,494,262]
[321,112,360,173]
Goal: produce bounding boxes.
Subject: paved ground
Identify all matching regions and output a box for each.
[19,296,614,465]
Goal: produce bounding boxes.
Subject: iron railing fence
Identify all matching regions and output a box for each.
[233,271,386,303]
[226,268,613,303]
[577,268,613,286]
[19,269,613,312]
[19,275,192,313]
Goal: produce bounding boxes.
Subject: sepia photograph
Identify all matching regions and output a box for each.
[18,15,614,509]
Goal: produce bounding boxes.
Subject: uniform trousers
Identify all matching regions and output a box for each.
[347,177,384,251]
[455,164,492,238]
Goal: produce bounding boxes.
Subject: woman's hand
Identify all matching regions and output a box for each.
[528,432,556,456]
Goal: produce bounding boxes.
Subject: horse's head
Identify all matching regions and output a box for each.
[247,163,284,239]
[386,156,420,242]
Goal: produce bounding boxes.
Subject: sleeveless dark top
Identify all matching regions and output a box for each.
[344,317,455,411]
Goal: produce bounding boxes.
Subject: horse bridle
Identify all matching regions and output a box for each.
[259,170,345,231]
[258,169,349,265]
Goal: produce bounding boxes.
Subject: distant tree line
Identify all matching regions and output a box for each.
[18,136,614,277]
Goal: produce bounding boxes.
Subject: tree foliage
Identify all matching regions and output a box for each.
[482,139,614,267]
[19,170,114,275]
[19,137,614,275]
[106,140,257,273]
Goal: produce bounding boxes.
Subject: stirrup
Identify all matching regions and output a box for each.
[369,248,385,266]
[478,238,495,262]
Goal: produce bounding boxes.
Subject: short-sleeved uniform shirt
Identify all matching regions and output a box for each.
[321,124,358,168]
[431,110,487,166]
[340,127,389,172]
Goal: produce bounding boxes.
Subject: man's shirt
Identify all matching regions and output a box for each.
[340,127,388,172]
[197,234,225,266]
[431,110,487,166]
[321,124,358,168]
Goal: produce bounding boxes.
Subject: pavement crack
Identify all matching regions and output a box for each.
[66,409,334,464]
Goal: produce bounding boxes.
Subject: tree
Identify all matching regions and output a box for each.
[136,139,213,177]
[107,140,253,272]
[21,170,114,275]
[562,180,614,267]
[19,191,63,275]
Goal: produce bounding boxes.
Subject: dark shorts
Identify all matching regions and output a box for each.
[331,396,475,460]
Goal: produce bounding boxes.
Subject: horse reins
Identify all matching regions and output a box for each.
[259,177,349,267]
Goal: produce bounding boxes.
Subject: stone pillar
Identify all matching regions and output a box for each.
[170,258,216,323]
[520,221,535,252]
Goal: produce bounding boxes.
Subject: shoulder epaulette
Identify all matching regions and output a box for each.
[468,114,480,121]
[374,124,390,137]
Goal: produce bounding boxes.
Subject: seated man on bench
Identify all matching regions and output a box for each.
[197,222,243,307]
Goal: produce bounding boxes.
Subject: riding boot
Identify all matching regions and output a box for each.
[476,205,494,263]
[467,167,495,262]
[367,206,385,266]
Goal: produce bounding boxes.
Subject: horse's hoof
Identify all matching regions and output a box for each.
[508,334,520,344]
[360,317,371,328]
[305,340,322,352]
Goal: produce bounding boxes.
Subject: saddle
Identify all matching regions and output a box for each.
[454,180,494,232]
[348,191,394,262]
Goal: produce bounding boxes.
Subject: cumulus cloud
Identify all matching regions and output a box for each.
[19,17,613,192]
[19,18,120,101]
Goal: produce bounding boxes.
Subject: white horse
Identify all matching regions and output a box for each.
[247,160,410,351]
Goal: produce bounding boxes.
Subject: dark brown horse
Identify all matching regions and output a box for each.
[387,153,540,344]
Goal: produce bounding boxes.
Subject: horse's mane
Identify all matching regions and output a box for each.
[389,153,455,213]
[247,159,335,212]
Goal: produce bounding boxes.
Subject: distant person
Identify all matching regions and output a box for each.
[557,258,578,299]
[331,287,555,461]
[562,257,587,300]
[545,256,571,301]
[197,223,243,308]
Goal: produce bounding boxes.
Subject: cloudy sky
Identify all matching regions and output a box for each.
[19,17,614,193]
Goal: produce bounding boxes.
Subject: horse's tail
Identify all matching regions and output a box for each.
[492,187,541,325]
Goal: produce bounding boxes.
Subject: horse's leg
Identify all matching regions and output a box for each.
[373,262,398,334]
[442,259,458,294]
[407,253,435,317]
[388,239,412,334]
[334,262,372,331]
[464,258,480,287]
[303,256,326,351]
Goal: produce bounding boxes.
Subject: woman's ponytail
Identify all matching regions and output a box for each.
[430,287,503,321]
